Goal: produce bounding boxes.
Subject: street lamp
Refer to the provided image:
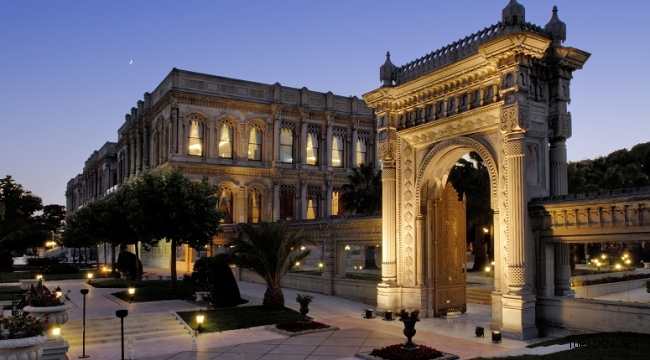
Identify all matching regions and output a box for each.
[115,310,128,360]
[79,289,90,358]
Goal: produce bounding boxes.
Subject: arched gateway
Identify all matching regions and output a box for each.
[363,1,589,339]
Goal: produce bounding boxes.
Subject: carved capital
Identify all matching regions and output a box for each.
[378,139,396,162]
[500,103,530,134]
[548,113,572,140]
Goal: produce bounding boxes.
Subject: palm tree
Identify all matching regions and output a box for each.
[340,162,382,215]
[226,221,315,311]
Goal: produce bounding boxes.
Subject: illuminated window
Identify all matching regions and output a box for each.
[188,120,203,156]
[306,187,320,220]
[248,189,261,223]
[306,131,318,165]
[219,123,233,159]
[331,134,344,167]
[280,127,293,163]
[248,126,262,161]
[356,138,367,166]
[332,191,342,216]
[218,188,233,223]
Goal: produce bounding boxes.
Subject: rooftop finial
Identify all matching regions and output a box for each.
[380,51,397,87]
[545,5,566,46]
[502,0,525,28]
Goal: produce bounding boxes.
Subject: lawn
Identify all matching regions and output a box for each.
[0,265,99,283]
[470,332,650,360]
[178,306,302,332]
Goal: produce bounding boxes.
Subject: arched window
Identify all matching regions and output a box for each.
[306,186,320,220]
[332,190,342,216]
[306,131,319,165]
[188,120,203,156]
[280,125,294,163]
[248,126,262,161]
[218,123,233,159]
[248,189,262,223]
[279,185,294,220]
[218,187,233,223]
[332,129,345,168]
[356,137,367,166]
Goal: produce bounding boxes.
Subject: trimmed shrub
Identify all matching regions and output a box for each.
[41,263,79,274]
[192,257,244,308]
[27,257,60,267]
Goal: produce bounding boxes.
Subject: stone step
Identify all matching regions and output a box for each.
[62,312,191,347]
[466,288,492,305]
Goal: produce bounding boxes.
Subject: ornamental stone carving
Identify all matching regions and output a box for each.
[500,104,530,133]
[548,113,572,140]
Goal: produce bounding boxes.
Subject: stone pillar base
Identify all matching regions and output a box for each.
[377,282,400,312]
[41,339,69,360]
[490,291,503,330]
[557,289,576,298]
[500,293,538,340]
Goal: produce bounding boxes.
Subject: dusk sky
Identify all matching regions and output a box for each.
[1,0,648,207]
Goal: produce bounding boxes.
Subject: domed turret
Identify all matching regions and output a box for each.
[502,0,526,27]
[380,52,397,87]
[545,6,566,46]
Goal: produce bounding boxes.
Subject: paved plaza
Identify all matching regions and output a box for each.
[21,267,648,360]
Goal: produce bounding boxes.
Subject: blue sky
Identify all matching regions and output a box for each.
[1,0,648,206]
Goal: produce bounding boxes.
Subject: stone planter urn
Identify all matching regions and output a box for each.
[297,300,311,323]
[400,318,420,350]
[0,336,45,360]
[19,279,40,292]
[644,262,650,269]
[23,305,70,339]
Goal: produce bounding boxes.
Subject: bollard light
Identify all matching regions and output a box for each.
[475,326,484,337]
[87,273,93,284]
[196,311,205,333]
[492,331,502,343]
[79,289,90,358]
[128,287,135,303]
[55,286,62,298]
[36,274,43,280]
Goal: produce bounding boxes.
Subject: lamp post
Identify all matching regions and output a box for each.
[79,289,89,358]
[116,310,128,360]
[196,310,204,333]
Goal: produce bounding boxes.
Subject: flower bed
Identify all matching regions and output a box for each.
[356,344,458,360]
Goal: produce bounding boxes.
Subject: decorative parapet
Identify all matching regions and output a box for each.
[529,187,650,240]
[394,22,546,85]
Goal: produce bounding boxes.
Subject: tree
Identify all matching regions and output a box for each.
[340,162,382,215]
[226,221,315,311]
[0,176,64,270]
[125,171,225,291]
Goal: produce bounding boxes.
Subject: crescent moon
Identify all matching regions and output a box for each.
[129,60,133,65]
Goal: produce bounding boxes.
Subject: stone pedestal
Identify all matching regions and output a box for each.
[376,282,400,312]
[41,340,69,360]
[500,293,538,340]
[490,291,503,330]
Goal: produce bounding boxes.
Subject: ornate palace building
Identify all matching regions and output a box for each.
[67,68,376,222]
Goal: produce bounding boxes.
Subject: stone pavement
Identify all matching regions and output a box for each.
[35,267,640,360]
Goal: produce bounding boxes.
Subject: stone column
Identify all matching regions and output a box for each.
[136,131,142,175]
[549,139,568,195]
[300,178,307,220]
[326,115,333,168]
[416,215,424,285]
[550,133,573,297]
[129,134,136,176]
[273,181,280,221]
[325,179,333,217]
[351,121,358,168]
[381,162,397,283]
[505,133,529,295]
[171,107,179,155]
[554,243,572,295]
[144,126,150,170]
[272,108,281,166]
[300,113,308,167]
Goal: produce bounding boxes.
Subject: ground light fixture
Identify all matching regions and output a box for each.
[51,326,61,340]
[87,273,93,284]
[485,266,491,276]
[55,286,62,298]
[196,310,204,333]
[475,326,484,337]
[128,287,135,303]
[492,331,502,343]
[116,310,128,360]
[36,274,43,280]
